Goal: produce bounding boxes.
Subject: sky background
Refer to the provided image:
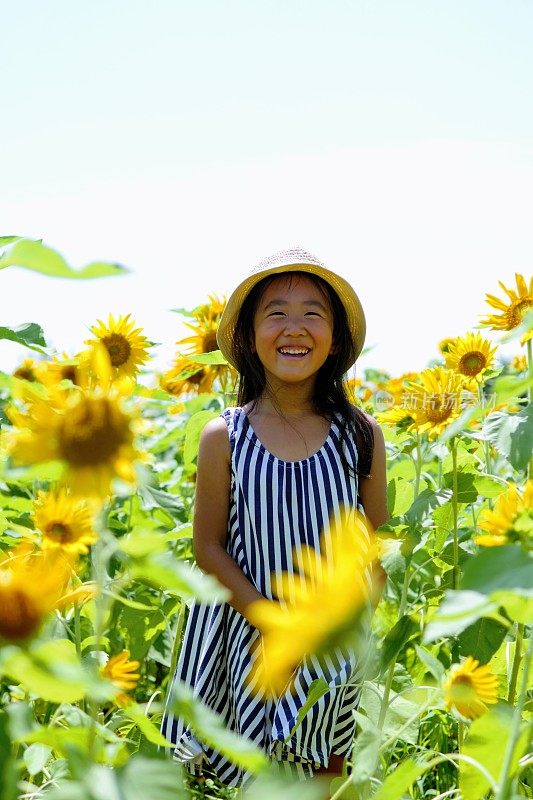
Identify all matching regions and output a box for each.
[2,0,533,381]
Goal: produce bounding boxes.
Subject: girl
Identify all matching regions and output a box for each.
[161,247,389,794]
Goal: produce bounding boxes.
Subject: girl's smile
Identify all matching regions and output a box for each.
[252,274,334,385]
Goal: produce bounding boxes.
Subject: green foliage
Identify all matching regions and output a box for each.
[0,322,47,354]
[0,238,127,279]
[460,703,530,800]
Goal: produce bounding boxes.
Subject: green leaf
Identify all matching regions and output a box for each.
[371,757,425,800]
[490,590,533,624]
[405,487,452,525]
[23,742,52,776]
[457,618,508,663]
[387,478,414,518]
[118,757,188,800]
[183,350,228,365]
[183,409,220,469]
[432,501,455,551]
[423,591,498,642]
[472,474,508,499]
[283,678,329,742]
[0,640,111,704]
[0,323,47,354]
[460,703,530,800]
[130,555,230,603]
[122,703,174,747]
[360,686,420,745]
[350,727,381,787]
[0,235,22,247]
[0,239,128,279]
[171,679,269,772]
[483,405,533,473]
[0,712,17,800]
[461,546,533,595]
[442,471,479,503]
[414,645,445,682]
[380,615,419,669]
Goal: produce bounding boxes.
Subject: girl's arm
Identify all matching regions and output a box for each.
[192,416,265,624]
[360,414,390,602]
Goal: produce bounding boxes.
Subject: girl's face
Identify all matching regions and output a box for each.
[252,274,335,388]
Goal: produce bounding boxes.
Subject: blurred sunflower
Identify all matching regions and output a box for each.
[0,542,73,641]
[511,354,528,373]
[444,332,498,382]
[438,337,457,355]
[101,650,141,706]
[161,294,235,397]
[375,371,422,426]
[474,480,533,548]
[33,488,98,555]
[36,352,90,389]
[402,366,473,440]
[246,508,377,698]
[7,379,141,499]
[57,581,99,610]
[85,313,151,381]
[480,273,533,345]
[443,656,499,720]
[12,358,38,382]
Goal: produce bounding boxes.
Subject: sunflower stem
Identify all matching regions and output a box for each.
[457,719,465,752]
[495,632,533,800]
[507,622,524,705]
[526,339,533,480]
[477,383,492,474]
[450,436,460,590]
[377,434,422,732]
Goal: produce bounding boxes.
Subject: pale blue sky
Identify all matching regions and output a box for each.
[2,1,533,378]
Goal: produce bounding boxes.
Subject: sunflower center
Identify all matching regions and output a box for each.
[458,351,487,376]
[13,367,36,382]
[507,298,533,328]
[425,397,453,424]
[0,588,41,641]
[45,522,73,544]
[58,396,131,467]
[202,331,219,353]
[101,333,132,367]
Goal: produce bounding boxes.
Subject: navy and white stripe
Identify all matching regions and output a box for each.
[161,406,368,788]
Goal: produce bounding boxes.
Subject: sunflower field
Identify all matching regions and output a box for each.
[0,236,532,800]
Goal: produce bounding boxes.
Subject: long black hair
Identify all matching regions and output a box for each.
[232,271,374,483]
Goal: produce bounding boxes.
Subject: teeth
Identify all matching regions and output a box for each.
[279,347,309,354]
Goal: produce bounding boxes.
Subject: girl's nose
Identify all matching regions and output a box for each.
[284,317,306,335]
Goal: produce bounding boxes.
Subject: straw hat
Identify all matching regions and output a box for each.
[217,247,366,369]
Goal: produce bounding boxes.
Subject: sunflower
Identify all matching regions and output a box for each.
[474,480,533,547]
[246,508,377,698]
[443,657,499,719]
[438,337,457,355]
[374,372,422,425]
[85,313,151,381]
[36,352,90,389]
[444,332,498,382]
[511,354,528,373]
[56,581,99,610]
[101,650,141,706]
[480,273,533,345]
[7,381,141,499]
[13,358,38,382]
[0,542,73,641]
[33,489,98,555]
[161,294,236,397]
[401,366,474,440]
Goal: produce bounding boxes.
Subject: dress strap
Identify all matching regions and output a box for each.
[220,407,242,454]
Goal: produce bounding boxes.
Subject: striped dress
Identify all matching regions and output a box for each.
[161,406,368,788]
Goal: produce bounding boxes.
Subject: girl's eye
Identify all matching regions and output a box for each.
[268,311,285,317]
